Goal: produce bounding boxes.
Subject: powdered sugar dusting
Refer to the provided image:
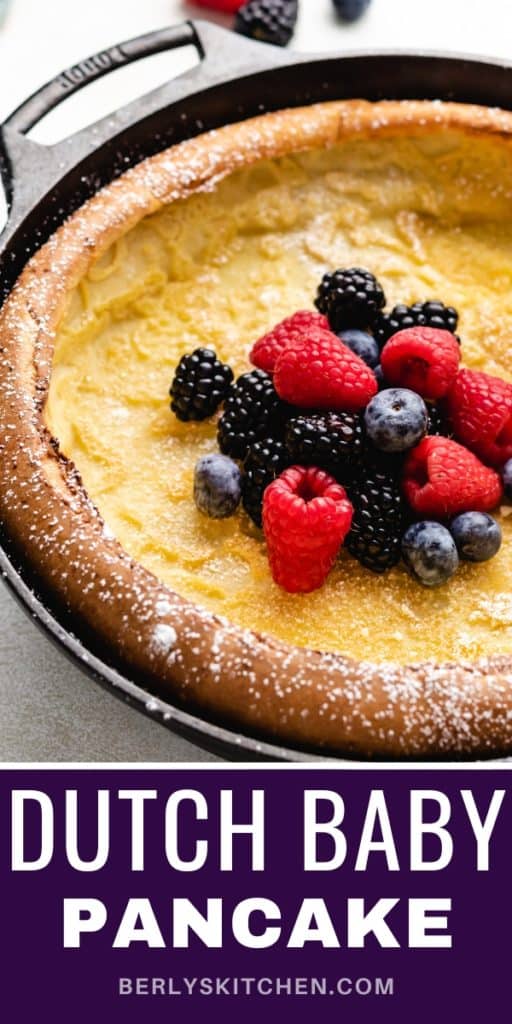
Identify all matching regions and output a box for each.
[155,598,173,618]
[151,623,177,656]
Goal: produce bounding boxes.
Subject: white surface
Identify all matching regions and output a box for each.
[0,0,510,761]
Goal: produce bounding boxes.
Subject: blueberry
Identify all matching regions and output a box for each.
[450,512,502,563]
[373,364,389,390]
[364,388,428,453]
[332,0,372,22]
[339,328,380,368]
[502,458,512,499]
[194,454,242,519]
[402,521,459,587]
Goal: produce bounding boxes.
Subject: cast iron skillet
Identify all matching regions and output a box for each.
[2,20,512,762]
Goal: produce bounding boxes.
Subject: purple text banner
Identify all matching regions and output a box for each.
[0,767,510,1023]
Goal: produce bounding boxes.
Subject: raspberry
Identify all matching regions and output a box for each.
[445,369,512,467]
[194,0,243,11]
[402,436,503,518]
[380,327,460,400]
[274,327,377,411]
[250,310,329,373]
[263,466,353,593]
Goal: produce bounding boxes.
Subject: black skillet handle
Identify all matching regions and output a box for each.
[4,22,202,135]
[0,20,287,224]
[0,22,201,213]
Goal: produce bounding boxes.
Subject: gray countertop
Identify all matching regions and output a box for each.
[0,582,219,761]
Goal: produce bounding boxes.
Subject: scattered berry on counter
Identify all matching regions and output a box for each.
[450,511,502,563]
[193,0,244,11]
[402,521,459,587]
[285,411,364,473]
[194,454,242,519]
[170,348,233,422]
[263,465,353,592]
[250,309,329,373]
[364,387,428,454]
[403,436,503,519]
[332,0,372,22]
[218,369,290,459]
[234,0,299,47]
[446,368,512,467]
[338,327,380,368]
[502,458,512,499]
[242,438,290,527]
[274,326,377,410]
[380,326,461,401]
[315,267,386,332]
[374,300,459,347]
[345,464,405,572]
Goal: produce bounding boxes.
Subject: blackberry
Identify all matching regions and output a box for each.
[427,402,451,437]
[218,370,290,460]
[170,348,233,422]
[285,412,363,476]
[345,465,405,572]
[234,0,298,47]
[374,300,459,348]
[361,443,406,480]
[315,267,386,332]
[242,438,290,527]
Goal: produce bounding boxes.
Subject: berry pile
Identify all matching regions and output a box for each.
[169,265,510,594]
